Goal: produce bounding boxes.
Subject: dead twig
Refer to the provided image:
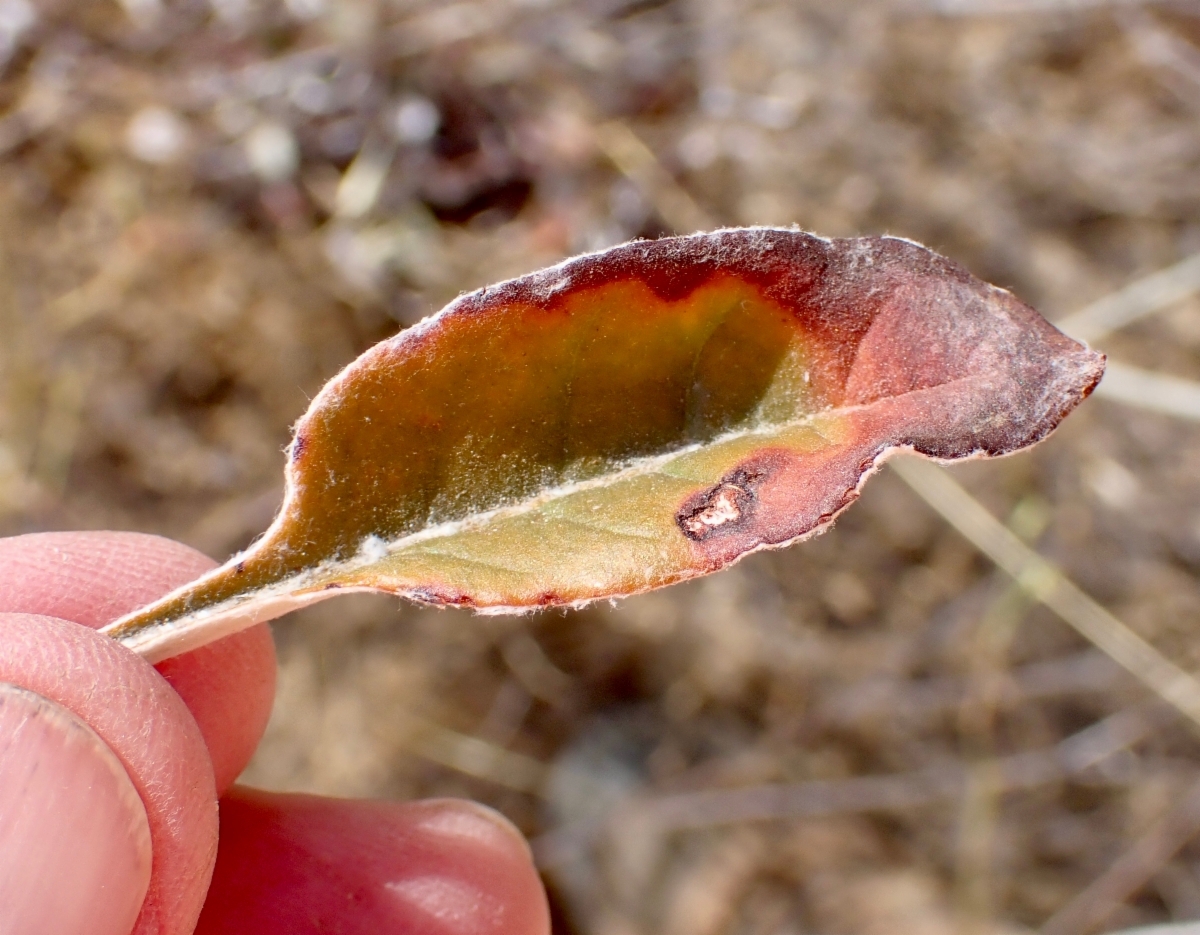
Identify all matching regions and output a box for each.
[404,714,547,794]
[593,121,715,235]
[1093,362,1200,424]
[955,563,1040,926]
[1041,777,1200,935]
[814,648,1128,730]
[890,455,1200,733]
[1055,252,1200,344]
[531,702,1168,870]
[1119,8,1200,114]
[909,0,1189,17]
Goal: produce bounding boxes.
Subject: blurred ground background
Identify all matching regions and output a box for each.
[2,0,1200,932]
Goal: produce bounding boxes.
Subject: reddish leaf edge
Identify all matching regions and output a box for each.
[101,227,1105,663]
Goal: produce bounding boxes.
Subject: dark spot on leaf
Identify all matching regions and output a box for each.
[409,586,477,607]
[291,434,308,462]
[323,582,342,590]
[676,467,767,541]
[235,561,245,574]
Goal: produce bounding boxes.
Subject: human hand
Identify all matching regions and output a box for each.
[0,532,551,935]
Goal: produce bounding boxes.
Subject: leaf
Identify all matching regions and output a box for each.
[103,229,1105,662]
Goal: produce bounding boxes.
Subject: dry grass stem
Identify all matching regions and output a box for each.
[533,701,1167,873]
[4,3,1200,930]
[1043,779,1200,935]
[891,456,1200,730]
[1094,363,1200,423]
[1055,253,1200,344]
[594,121,715,235]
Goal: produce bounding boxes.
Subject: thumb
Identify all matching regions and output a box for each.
[0,682,152,935]
[0,614,219,935]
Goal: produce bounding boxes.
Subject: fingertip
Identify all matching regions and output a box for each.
[0,613,218,935]
[0,531,217,627]
[197,790,551,935]
[0,532,278,793]
[416,798,537,863]
[0,684,152,935]
[156,624,276,795]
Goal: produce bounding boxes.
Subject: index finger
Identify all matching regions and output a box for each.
[0,531,276,793]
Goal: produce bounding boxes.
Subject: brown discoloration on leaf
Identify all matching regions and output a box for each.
[408,587,477,608]
[103,228,1105,663]
[677,466,770,541]
[676,444,867,570]
[680,485,747,539]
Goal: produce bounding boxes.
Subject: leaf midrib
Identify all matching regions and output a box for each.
[329,373,982,572]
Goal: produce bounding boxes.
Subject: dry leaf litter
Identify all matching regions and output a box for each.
[3,1,1200,933]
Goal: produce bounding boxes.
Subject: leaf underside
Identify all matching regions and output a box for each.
[104,228,1105,662]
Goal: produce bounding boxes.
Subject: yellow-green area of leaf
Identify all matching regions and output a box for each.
[103,229,1104,662]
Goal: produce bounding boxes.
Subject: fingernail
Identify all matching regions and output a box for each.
[415,799,536,860]
[0,683,152,935]
[450,800,536,859]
